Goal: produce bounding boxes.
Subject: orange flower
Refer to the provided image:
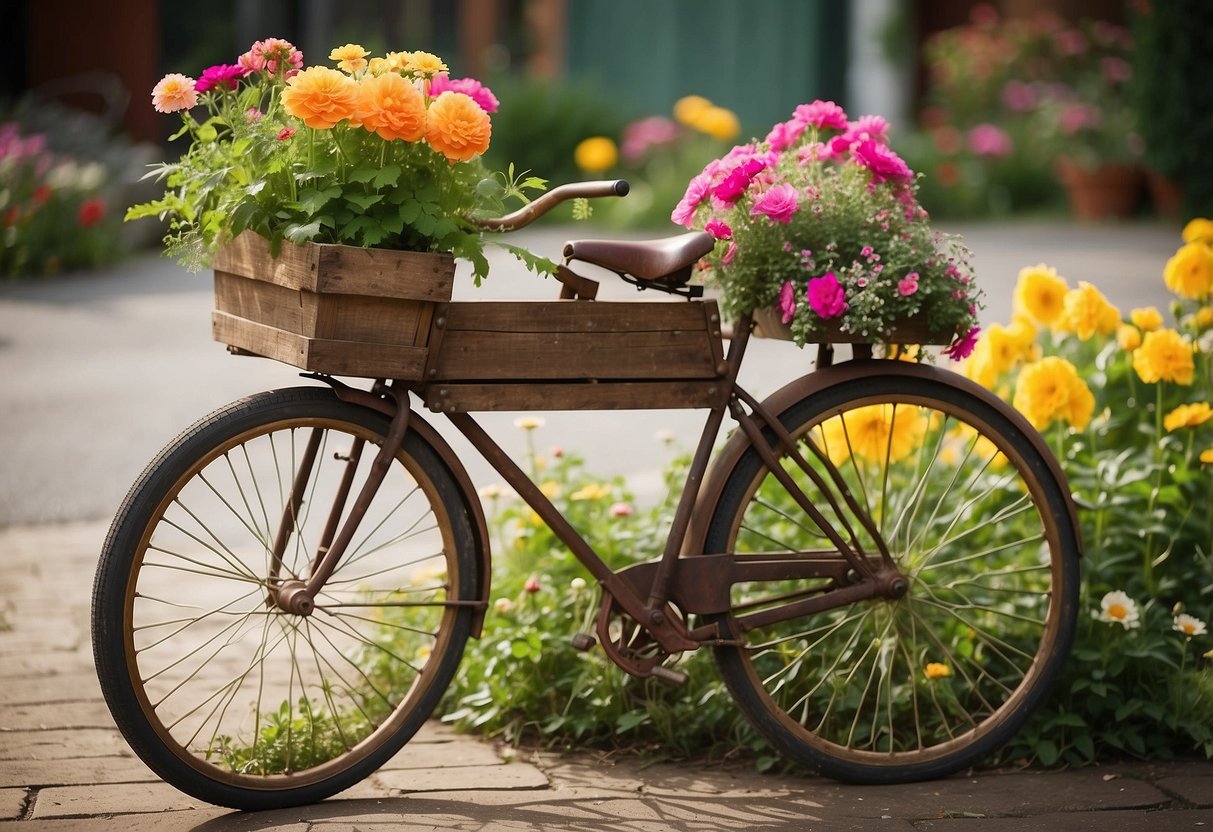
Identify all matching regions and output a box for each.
[281,66,358,129]
[425,92,491,162]
[356,72,426,142]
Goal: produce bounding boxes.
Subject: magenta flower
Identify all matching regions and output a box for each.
[722,241,737,265]
[195,64,245,93]
[1001,80,1037,113]
[671,172,713,227]
[943,327,981,361]
[967,124,1012,158]
[807,272,847,319]
[792,100,848,131]
[750,183,799,224]
[429,74,499,113]
[713,158,767,204]
[705,218,733,239]
[622,116,678,161]
[852,139,913,184]
[765,119,807,152]
[898,272,919,296]
[778,280,797,324]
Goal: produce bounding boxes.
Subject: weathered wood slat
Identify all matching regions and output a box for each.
[441,301,715,333]
[422,381,728,412]
[213,312,429,378]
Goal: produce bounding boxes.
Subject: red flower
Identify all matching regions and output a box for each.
[77,198,106,228]
[32,184,51,205]
[524,577,541,593]
[276,127,296,141]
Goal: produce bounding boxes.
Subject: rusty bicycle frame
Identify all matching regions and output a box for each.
[267,314,910,684]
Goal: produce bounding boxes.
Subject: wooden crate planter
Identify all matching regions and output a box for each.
[212,232,454,379]
[421,300,728,412]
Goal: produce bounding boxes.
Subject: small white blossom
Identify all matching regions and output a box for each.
[1173,613,1207,638]
[1095,590,1140,630]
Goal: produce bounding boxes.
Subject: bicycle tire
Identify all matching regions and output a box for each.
[92,387,480,809]
[704,372,1079,783]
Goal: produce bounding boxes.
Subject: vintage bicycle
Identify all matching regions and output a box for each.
[92,180,1080,810]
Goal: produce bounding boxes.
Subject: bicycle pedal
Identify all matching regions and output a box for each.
[649,665,688,686]
[570,632,597,652]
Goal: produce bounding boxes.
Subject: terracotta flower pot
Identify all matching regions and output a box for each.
[1145,170,1185,218]
[1056,158,1144,221]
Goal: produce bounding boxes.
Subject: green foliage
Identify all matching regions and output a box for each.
[438,430,769,763]
[1131,1,1213,214]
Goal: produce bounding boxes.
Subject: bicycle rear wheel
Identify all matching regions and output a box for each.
[92,387,480,809]
[705,372,1079,783]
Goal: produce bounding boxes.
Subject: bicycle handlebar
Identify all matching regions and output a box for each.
[468,179,630,232]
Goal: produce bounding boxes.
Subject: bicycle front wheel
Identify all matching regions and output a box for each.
[92,387,480,809]
[705,371,1079,783]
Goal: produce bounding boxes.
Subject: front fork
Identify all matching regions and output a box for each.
[268,383,412,616]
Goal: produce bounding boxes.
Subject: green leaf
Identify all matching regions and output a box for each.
[615,711,650,733]
[347,165,378,184]
[344,193,385,212]
[283,221,321,243]
[1035,739,1059,766]
[371,164,402,188]
[298,186,340,214]
[496,242,558,277]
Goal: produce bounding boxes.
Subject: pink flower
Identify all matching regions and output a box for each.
[713,158,767,204]
[609,502,634,517]
[765,119,807,151]
[898,272,919,296]
[1001,81,1037,113]
[750,183,799,224]
[967,123,1013,158]
[722,241,737,265]
[807,272,847,319]
[524,577,541,593]
[276,127,296,141]
[244,107,263,123]
[1060,104,1100,135]
[429,74,499,113]
[622,116,678,161]
[792,100,848,131]
[671,171,713,227]
[1101,57,1131,84]
[195,64,245,93]
[943,327,981,361]
[705,218,733,239]
[852,139,913,184]
[778,281,797,324]
[151,73,197,113]
[240,38,303,76]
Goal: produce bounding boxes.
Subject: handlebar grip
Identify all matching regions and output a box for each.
[469,179,631,232]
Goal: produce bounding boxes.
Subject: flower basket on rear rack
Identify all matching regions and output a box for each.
[673,100,983,358]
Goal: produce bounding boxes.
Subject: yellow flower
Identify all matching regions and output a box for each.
[281,66,359,129]
[673,94,712,126]
[426,91,491,162]
[405,51,448,77]
[1013,264,1069,326]
[1012,357,1094,431]
[573,137,618,173]
[1201,448,1213,464]
[355,71,427,142]
[1116,324,1141,351]
[1130,306,1164,332]
[384,51,411,73]
[539,480,560,499]
[1132,328,1195,385]
[924,662,952,680]
[1182,217,1213,245]
[691,106,741,141]
[329,43,369,74]
[1163,402,1213,431]
[570,483,612,501]
[1055,281,1120,341]
[1193,306,1213,330]
[367,57,389,75]
[819,405,928,464]
[514,416,545,431]
[1163,242,1213,301]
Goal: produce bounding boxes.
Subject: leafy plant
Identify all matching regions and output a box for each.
[127,38,552,281]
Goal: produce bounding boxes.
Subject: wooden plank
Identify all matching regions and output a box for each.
[315,245,454,301]
[213,272,316,336]
[212,232,320,292]
[430,329,720,380]
[213,312,429,379]
[212,232,455,302]
[441,301,711,333]
[422,381,729,412]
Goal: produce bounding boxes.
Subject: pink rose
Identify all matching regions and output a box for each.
[792,100,848,131]
[898,272,919,296]
[195,64,245,93]
[807,272,847,319]
[852,139,913,184]
[967,124,1012,158]
[671,172,713,227]
[429,74,499,113]
[722,241,737,265]
[765,119,806,151]
[705,218,733,239]
[750,183,799,224]
[778,280,797,324]
[713,158,767,204]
